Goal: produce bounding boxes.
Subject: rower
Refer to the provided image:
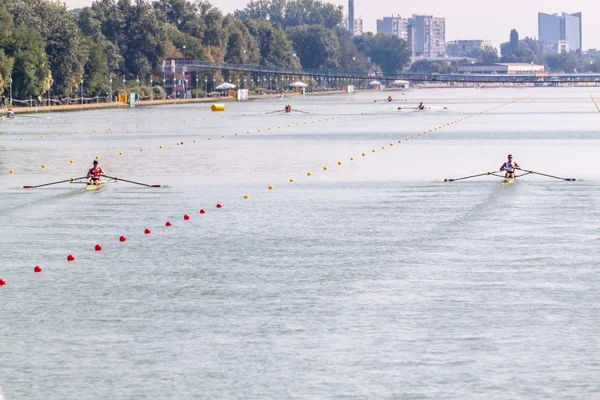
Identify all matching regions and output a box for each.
[417,102,425,110]
[499,154,520,179]
[5,109,14,119]
[87,160,105,185]
[387,96,392,102]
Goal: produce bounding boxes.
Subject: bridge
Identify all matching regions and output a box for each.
[162,60,600,87]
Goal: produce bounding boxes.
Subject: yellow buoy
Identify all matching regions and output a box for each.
[337,161,342,166]
[323,166,328,171]
[159,145,163,149]
[9,169,14,174]
[193,140,197,143]
[372,149,376,153]
[119,152,123,156]
[70,160,74,164]
[268,185,274,190]
[40,135,44,138]
[307,172,312,176]
[59,133,63,136]
[140,148,143,152]
[244,194,250,199]
[362,153,366,157]
[41,164,46,169]
[350,157,354,161]
[289,178,294,183]
[96,156,100,160]
[211,104,225,112]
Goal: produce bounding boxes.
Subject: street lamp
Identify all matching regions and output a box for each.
[183,45,186,59]
[173,76,176,98]
[205,77,207,96]
[162,77,166,100]
[109,76,112,102]
[80,80,84,104]
[196,76,199,98]
[9,75,12,105]
[185,78,188,98]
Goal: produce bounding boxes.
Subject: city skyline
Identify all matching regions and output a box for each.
[61,0,600,50]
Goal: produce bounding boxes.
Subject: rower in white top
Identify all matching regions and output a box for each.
[499,154,520,180]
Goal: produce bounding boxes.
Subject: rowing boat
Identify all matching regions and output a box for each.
[85,182,104,191]
[503,178,516,184]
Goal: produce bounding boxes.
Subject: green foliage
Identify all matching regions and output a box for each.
[0,3,14,89]
[235,0,343,29]
[354,32,410,74]
[409,60,456,74]
[287,25,340,70]
[500,37,542,63]
[245,19,294,67]
[509,29,519,52]
[8,25,52,98]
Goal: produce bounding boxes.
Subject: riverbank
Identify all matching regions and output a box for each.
[9,89,359,115]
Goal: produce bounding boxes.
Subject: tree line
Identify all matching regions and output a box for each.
[0,0,411,101]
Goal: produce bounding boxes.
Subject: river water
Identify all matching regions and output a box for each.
[1,87,599,399]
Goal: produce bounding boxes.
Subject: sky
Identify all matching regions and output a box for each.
[62,0,599,50]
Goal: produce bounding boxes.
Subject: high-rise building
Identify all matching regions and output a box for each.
[354,18,364,36]
[408,15,446,57]
[376,16,409,40]
[538,12,582,53]
[377,14,446,57]
[348,0,355,36]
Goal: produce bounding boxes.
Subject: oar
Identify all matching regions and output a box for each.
[104,175,164,187]
[22,176,87,189]
[265,110,285,115]
[519,169,577,181]
[444,171,500,182]
[292,109,310,114]
[18,115,50,119]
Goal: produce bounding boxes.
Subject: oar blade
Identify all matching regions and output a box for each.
[22,185,36,189]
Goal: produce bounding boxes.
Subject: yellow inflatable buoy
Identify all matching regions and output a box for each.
[268,185,274,190]
[244,194,250,199]
[211,104,225,112]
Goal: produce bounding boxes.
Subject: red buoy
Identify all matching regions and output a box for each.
[119,235,127,242]
[144,228,151,234]
[95,244,102,251]
[216,203,222,209]
[67,254,75,262]
[165,221,172,227]
[180,141,184,144]
[184,214,190,220]
[200,209,206,214]
[0,278,5,286]
[34,266,42,273]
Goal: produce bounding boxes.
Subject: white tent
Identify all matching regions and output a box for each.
[393,80,410,85]
[368,80,382,86]
[289,82,308,88]
[216,82,236,90]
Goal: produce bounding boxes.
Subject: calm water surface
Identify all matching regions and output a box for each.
[1,87,600,399]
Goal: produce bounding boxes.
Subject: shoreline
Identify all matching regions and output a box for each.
[8,89,364,115]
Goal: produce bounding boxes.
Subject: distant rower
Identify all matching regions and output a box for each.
[417,102,425,110]
[499,154,520,179]
[387,96,392,102]
[87,160,105,185]
[5,109,15,119]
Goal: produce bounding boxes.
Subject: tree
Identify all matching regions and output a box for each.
[0,3,14,91]
[245,19,294,67]
[409,60,455,74]
[236,0,343,29]
[336,28,368,72]
[354,33,410,74]
[286,25,340,70]
[479,46,499,64]
[509,29,519,52]
[7,25,52,99]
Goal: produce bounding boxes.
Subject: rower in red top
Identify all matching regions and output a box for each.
[87,160,105,185]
